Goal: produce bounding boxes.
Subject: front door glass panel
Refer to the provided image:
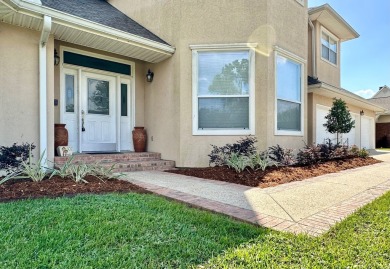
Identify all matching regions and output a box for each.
[65,74,75,113]
[87,78,109,115]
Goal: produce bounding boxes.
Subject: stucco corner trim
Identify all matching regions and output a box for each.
[189,43,258,51]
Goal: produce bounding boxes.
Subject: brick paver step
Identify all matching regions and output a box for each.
[55,159,175,172]
[54,152,162,164]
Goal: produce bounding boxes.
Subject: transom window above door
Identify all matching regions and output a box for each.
[190,44,256,136]
[64,51,131,76]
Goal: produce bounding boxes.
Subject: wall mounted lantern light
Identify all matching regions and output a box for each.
[146,69,154,82]
[360,110,364,116]
[54,49,60,66]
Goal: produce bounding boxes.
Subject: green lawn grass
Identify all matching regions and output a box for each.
[0,192,389,269]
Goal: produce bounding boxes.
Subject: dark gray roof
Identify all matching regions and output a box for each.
[41,0,169,45]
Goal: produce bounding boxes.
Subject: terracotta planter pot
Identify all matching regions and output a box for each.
[132,127,147,152]
[54,124,69,156]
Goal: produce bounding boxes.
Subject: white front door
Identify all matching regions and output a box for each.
[81,72,117,152]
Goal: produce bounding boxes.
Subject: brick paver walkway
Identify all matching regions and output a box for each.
[122,154,390,236]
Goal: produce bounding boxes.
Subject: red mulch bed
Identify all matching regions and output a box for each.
[0,175,148,203]
[167,157,381,188]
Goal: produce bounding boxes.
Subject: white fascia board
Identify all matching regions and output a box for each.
[309,4,359,40]
[7,0,175,55]
[308,83,386,112]
[21,0,41,5]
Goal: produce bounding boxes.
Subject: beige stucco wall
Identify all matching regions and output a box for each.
[377,115,390,123]
[0,23,39,147]
[109,0,308,167]
[312,21,341,87]
[308,93,376,145]
[0,22,54,162]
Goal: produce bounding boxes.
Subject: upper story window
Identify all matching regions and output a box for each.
[190,44,256,135]
[321,30,338,65]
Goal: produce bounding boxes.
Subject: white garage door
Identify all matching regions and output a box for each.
[316,105,357,146]
[316,105,335,144]
[342,114,358,146]
[361,117,374,149]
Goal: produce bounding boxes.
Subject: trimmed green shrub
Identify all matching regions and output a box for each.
[297,144,322,166]
[268,144,295,166]
[0,142,36,175]
[208,137,257,166]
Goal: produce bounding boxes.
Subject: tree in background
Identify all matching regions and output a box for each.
[208,59,249,95]
[324,98,355,145]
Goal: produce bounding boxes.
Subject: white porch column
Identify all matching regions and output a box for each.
[39,15,51,163]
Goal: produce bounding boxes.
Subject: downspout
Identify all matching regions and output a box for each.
[308,18,317,78]
[39,15,51,164]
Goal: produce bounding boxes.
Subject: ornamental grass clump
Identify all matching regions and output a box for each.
[249,152,275,171]
[225,153,252,173]
[51,157,120,183]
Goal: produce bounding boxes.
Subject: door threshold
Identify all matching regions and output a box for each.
[82,151,123,155]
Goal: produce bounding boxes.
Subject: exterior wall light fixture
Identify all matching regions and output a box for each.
[360,110,364,116]
[54,49,60,66]
[146,69,154,82]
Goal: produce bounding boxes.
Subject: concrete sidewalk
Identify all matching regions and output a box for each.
[122,154,390,236]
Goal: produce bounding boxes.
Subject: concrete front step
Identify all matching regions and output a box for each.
[54,152,162,165]
[53,152,175,172]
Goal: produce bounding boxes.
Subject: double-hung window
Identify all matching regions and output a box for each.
[191,44,255,135]
[275,48,304,135]
[321,30,338,65]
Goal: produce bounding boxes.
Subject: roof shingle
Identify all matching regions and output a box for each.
[41,0,169,45]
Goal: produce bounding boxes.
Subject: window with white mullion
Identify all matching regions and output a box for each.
[276,53,303,133]
[197,94,249,98]
[321,31,338,65]
[277,97,302,105]
[193,48,253,133]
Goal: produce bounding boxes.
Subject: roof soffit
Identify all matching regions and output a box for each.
[0,0,175,63]
[309,4,359,42]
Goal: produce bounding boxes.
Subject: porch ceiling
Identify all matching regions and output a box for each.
[0,0,175,63]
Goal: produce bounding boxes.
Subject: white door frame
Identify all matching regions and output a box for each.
[59,46,135,153]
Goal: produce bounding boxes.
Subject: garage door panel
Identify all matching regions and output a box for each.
[361,117,374,149]
[316,106,336,144]
[342,114,357,146]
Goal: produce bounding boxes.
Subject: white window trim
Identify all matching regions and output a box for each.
[320,26,339,67]
[274,47,305,136]
[191,44,256,136]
